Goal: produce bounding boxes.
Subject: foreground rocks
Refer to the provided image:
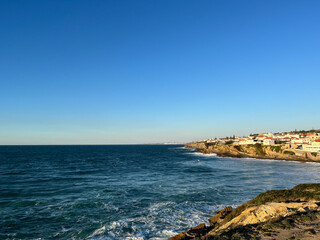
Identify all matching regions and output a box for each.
[216,201,320,232]
[168,184,320,240]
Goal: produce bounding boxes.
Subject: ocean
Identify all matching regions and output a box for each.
[1,145,320,239]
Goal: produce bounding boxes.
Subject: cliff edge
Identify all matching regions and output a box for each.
[185,142,320,162]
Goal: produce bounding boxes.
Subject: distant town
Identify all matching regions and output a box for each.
[202,130,320,153]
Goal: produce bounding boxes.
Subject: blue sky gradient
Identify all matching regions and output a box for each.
[1,0,320,144]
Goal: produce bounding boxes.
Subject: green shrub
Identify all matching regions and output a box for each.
[311,152,318,157]
[205,142,216,148]
[234,145,244,152]
[254,143,266,156]
[280,218,295,229]
[293,183,320,192]
[270,145,282,153]
[225,141,234,145]
[284,150,295,156]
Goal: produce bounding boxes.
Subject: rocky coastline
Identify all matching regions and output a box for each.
[185,142,320,163]
[169,184,320,240]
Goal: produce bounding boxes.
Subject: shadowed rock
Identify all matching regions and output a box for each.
[208,206,233,227]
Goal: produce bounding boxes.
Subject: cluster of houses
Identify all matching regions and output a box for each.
[205,131,320,153]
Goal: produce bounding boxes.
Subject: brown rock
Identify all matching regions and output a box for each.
[188,223,207,236]
[192,223,206,230]
[208,206,233,226]
[168,223,207,240]
[217,201,320,232]
[168,232,186,240]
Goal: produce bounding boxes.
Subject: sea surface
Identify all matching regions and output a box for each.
[1,145,320,239]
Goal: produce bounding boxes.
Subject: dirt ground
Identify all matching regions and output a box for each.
[258,217,320,240]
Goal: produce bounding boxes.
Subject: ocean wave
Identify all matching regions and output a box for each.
[304,161,320,166]
[171,146,186,150]
[240,157,304,164]
[90,226,106,238]
[4,145,320,239]
[89,201,229,239]
[185,152,217,157]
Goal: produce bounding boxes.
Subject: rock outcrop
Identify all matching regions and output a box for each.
[208,206,233,227]
[216,201,320,232]
[168,183,320,240]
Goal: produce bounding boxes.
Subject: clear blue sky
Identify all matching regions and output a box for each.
[1,0,319,144]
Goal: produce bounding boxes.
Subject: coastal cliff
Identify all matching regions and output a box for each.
[185,142,320,162]
[169,184,320,240]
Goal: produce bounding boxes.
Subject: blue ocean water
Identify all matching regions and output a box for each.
[1,145,320,239]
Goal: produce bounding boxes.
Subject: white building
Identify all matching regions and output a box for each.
[291,138,305,144]
[263,138,275,145]
[239,137,255,145]
[302,140,320,153]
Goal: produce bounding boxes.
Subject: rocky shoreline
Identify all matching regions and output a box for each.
[169,184,320,240]
[185,142,320,163]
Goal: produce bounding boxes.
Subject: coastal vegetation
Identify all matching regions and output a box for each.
[283,150,295,156]
[250,144,266,156]
[270,145,282,153]
[290,129,320,134]
[205,142,217,148]
[233,145,243,152]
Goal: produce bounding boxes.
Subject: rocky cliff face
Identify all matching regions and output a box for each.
[185,142,320,162]
[168,184,320,240]
[216,201,320,232]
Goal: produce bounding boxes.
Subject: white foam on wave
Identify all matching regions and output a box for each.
[303,161,320,166]
[185,152,217,157]
[240,157,308,164]
[160,230,178,237]
[121,237,144,240]
[171,146,186,150]
[91,201,241,240]
[89,225,106,239]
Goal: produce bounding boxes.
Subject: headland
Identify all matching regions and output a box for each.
[185,130,320,162]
